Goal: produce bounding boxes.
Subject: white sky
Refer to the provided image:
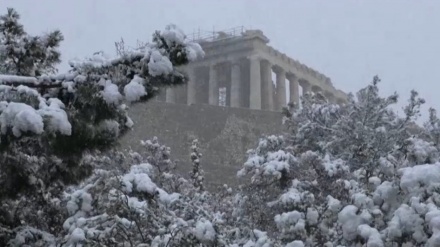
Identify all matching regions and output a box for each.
[2,0,440,120]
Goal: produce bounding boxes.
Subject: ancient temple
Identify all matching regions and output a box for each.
[122,27,347,189]
[156,27,347,110]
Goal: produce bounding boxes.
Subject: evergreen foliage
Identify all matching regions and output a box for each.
[0,8,204,244]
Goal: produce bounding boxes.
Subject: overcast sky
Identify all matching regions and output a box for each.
[1,0,439,120]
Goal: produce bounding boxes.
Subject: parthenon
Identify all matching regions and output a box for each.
[125,27,349,188]
[158,27,347,111]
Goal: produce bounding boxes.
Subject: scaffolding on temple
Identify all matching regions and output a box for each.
[188,26,246,43]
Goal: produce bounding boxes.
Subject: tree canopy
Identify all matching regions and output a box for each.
[0,7,205,245]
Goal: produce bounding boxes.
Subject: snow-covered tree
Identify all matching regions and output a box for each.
[6,138,252,246]
[189,139,205,191]
[0,7,204,243]
[235,76,440,246]
[0,8,63,76]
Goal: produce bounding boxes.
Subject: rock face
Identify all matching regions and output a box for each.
[119,101,285,189]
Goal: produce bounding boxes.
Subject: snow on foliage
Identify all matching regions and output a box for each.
[1,10,202,209]
[194,218,216,242]
[0,84,72,137]
[0,8,207,245]
[124,75,147,102]
[189,139,205,191]
[0,9,204,145]
[0,101,44,136]
[231,76,440,246]
[100,79,123,105]
[121,163,157,194]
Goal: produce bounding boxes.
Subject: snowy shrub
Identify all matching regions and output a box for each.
[234,76,440,246]
[4,138,270,246]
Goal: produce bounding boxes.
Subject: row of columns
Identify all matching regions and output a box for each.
[165,56,334,111]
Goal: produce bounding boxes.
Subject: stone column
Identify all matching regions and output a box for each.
[208,64,218,106]
[261,60,274,111]
[275,67,286,110]
[300,80,311,96]
[166,87,176,103]
[187,68,196,105]
[287,74,299,106]
[249,56,261,110]
[230,61,241,107]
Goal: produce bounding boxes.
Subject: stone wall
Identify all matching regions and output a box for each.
[118,101,285,189]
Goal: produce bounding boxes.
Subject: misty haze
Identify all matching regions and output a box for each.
[0,1,440,246]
